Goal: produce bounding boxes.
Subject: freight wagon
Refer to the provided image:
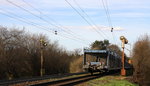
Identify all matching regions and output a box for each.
[83,49,131,75]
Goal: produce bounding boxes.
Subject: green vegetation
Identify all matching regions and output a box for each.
[83,76,138,86]
[90,40,109,50]
[90,40,122,56]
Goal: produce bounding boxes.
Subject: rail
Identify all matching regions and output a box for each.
[0,72,88,86]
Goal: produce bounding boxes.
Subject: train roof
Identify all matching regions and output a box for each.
[84,49,120,57]
[84,50,108,54]
[84,50,108,57]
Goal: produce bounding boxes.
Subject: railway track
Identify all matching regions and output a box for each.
[0,72,88,86]
[30,72,113,86]
[0,70,118,86]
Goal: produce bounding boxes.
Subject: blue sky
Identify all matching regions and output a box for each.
[0,0,150,55]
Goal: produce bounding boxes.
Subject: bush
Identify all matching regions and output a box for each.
[0,26,75,79]
[70,56,83,73]
[132,35,150,86]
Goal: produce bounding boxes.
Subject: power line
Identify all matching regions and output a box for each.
[0,8,53,32]
[0,10,52,33]
[104,0,117,44]
[65,0,106,39]
[73,0,110,39]
[111,31,117,44]
[6,0,51,25]
[0,10,90,45]
[21,0,71,34]
[6,0,69,34]
[6,0,63,30]
[6,0,91,44]
[101,0,112,29]
[58,34,90,45]
[21,0,90,43]
[22,0,42,15]
[100,0,117,44]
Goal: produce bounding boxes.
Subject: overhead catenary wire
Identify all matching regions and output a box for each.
[21,0,82,37]
[6,0,67,33]
[6,0,58,29]
[73,0,110,39]
[0,10,90,45]
[21,0,91,44]
[101,0,113,31]
[104,0,117,44]
[105,0,117,44]
[0,8,53,32]
[0,10,53,33]
[100,0,117,44]
[21,0,42,16]
[6,0,91,44]
[65,0,106,39]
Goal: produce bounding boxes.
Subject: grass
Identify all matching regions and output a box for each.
[79,75,139,86]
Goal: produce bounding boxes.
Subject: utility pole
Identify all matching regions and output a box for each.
[120,36,128,76]
[40,38,47,77]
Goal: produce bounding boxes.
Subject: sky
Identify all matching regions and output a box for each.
[0,0,150,56]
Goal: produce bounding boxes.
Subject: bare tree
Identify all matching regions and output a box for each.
[0,26,74,79]
[132,34,150,86]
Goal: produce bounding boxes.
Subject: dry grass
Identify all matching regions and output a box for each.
[70,56,83,73]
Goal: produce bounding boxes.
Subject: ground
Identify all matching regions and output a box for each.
[77,75,138,86]
[9,73,138,86]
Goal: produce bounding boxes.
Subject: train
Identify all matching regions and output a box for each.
[83,49,132,75]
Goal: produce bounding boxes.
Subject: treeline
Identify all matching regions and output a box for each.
[0,26,78,80]
[132,35,150,86]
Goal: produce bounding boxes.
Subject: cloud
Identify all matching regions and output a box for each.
[64,25,124,31]
[113,27,124,31]
[96,26,124,31]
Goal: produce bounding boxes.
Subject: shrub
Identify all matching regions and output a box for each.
[132,35,150,86]
[0,26,74,79]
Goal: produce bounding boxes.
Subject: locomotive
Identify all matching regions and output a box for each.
[83,49,131,75]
